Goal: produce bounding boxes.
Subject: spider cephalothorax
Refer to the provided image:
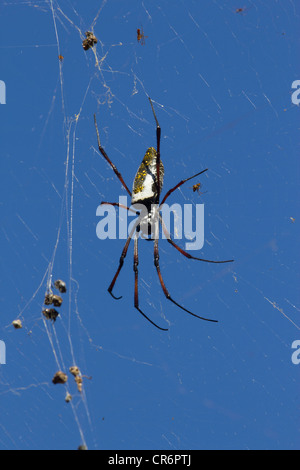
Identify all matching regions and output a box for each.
[94,98,233,330]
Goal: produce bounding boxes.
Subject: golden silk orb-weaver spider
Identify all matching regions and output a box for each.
[94,98,234,330]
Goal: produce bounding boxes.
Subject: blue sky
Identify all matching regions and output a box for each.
[0,0,299,450]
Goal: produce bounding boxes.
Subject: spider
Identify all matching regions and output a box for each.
[190,182,207,196]
[137,27,148,45]
[94,98,233,331]
[235,7,252,14]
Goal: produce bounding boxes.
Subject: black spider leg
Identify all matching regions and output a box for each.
[148,98,161,203]
[134,230,168,331]
[94,114,132,197]
[108,221,138,300]
[153,235,218,323]
[160,169,208,206]
[100,202,139,215]
[160,169,234,263]
[160,215,234,264]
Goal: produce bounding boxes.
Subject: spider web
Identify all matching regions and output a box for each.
[0,0,299,450]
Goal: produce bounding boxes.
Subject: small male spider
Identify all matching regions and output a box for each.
[137,27,148,45]
[94,98,233,330]
[190,182,207,196]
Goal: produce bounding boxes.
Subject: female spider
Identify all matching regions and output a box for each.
[94,98,233,331]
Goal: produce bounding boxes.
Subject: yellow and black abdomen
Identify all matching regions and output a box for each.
[131,147,164,207]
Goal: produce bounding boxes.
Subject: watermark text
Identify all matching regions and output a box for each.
[0,80,6,104]
[0,340,6,365]
[291,80,300,106]
[291,340,300,365]
[96,197,204,251]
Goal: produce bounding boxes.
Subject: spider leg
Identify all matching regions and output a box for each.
[100,202,139,215]
[160,169,208,206]
[108,223,137,300]
[148,97,161,202]
[153,238,218,323]
[159,216,234,264]
[94,114,132,197]
[133,232,168,331]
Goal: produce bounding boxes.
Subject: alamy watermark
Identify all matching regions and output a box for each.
[0,340,6,365]
[291,80,300,106]
[0,80,6,104]
[96,197,204,250]
[291,340,300,365]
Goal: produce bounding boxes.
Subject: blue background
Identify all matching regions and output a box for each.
[0,0,299,450]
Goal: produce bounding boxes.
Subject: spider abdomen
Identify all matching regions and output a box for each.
[131,147,164,207]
